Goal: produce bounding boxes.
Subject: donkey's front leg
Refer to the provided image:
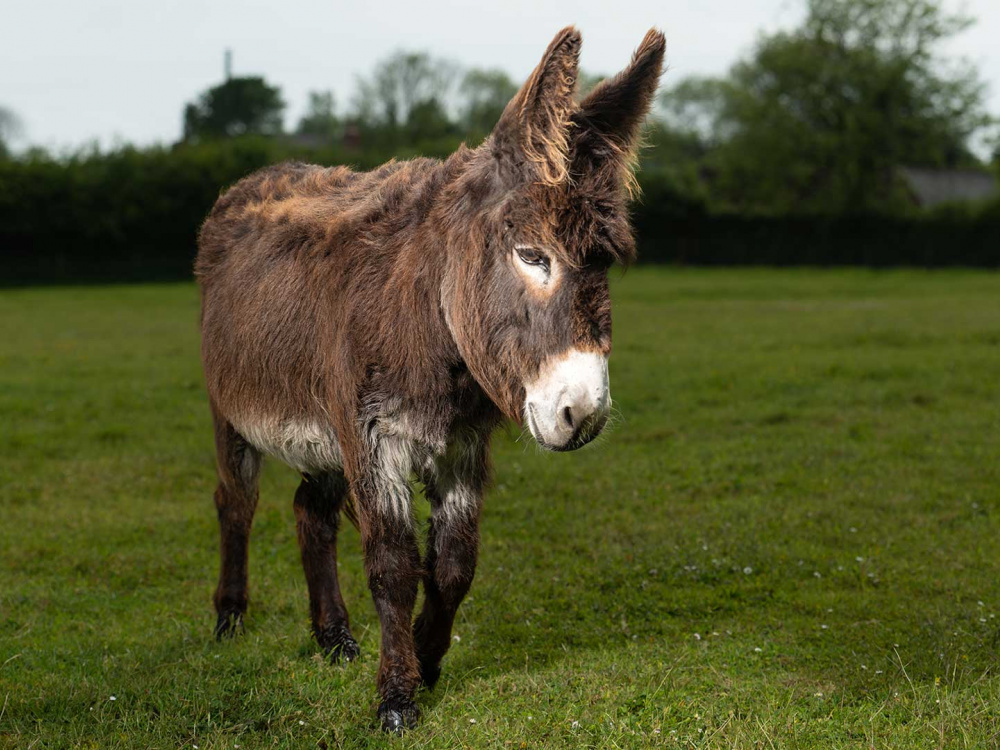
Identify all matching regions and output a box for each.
[353,446,423,734]
[414,441,487,688]
[413,504,480,688]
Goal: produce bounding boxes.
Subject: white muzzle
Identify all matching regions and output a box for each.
[523,348,611,451]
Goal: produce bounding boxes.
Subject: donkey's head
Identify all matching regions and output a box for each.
[442,27,665,451]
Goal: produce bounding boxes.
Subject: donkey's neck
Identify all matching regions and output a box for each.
[334,149,480,383]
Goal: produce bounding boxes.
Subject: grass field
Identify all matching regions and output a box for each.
[1,268,999,749]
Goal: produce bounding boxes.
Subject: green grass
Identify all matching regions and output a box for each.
[2,268,999,749]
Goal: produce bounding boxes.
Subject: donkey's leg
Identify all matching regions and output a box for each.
[294,471,360,663]
[362,517,423,733]
[413,508,481,688]
[352,442,423,733]
[413,445,487,688]
[211,412,261,639]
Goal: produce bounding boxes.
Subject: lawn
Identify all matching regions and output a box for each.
[1,268,999,749]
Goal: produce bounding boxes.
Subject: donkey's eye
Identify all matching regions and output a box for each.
[515,246,550,272]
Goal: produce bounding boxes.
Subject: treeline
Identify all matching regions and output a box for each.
[2,136,997,284]
[2,0,1000,282]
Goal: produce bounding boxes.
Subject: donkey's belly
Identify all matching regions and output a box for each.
[232,415,344,474]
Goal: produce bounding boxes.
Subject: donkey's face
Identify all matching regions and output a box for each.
[445,27,665,450]
[498,191,616,451]
[512,247,612,451]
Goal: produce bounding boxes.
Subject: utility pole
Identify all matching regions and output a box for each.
[224,49,233,80]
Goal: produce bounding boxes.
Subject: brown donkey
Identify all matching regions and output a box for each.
[196,26,665,732]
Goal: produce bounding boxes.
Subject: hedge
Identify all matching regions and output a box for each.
[633,213,1000,267]
[1,139,998,284]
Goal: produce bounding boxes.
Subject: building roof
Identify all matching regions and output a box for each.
[899,167,999,208]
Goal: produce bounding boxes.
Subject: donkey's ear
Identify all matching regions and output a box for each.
[491,26,581,186]
[575,29,665,160]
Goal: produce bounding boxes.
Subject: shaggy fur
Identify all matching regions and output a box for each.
[196,26,665,733]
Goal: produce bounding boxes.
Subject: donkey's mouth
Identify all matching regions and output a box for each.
[526,403,607,452]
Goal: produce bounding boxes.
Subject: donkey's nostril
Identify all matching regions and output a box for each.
[562,405,575,429]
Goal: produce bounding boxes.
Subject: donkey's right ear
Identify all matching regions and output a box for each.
[490,26,581,187]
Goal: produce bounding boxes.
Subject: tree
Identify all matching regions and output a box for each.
[458,68,517,136]
[0,106,23,158]
[404,98,456,142]
[659,0,995,214]
[352,51,457,144]
[576,71,606,99]
[297,90,339,140]
[183,76,285,142]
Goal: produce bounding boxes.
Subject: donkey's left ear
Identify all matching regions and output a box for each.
[491,26,581,186]
[575,29,666,158]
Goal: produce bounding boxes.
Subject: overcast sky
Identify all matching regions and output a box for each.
[2,0,998,151]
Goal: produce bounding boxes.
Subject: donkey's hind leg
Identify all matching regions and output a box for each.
[294,472,360,663]
[211,409,262,639]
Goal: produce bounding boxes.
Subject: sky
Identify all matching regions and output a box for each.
[2,0,998,152]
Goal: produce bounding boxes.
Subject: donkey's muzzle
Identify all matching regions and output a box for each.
[524,349,610,451]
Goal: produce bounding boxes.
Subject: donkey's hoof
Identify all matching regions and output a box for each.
[328,636,361,664]
[378,698,420,734]
[214,611,244,640]
[316,623,361,664]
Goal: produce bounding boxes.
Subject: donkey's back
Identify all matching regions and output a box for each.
[196,157,441,280]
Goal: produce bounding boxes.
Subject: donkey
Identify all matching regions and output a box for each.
[195,26,665,732]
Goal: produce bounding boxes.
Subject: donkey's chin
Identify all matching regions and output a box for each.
[526,404,609,452]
